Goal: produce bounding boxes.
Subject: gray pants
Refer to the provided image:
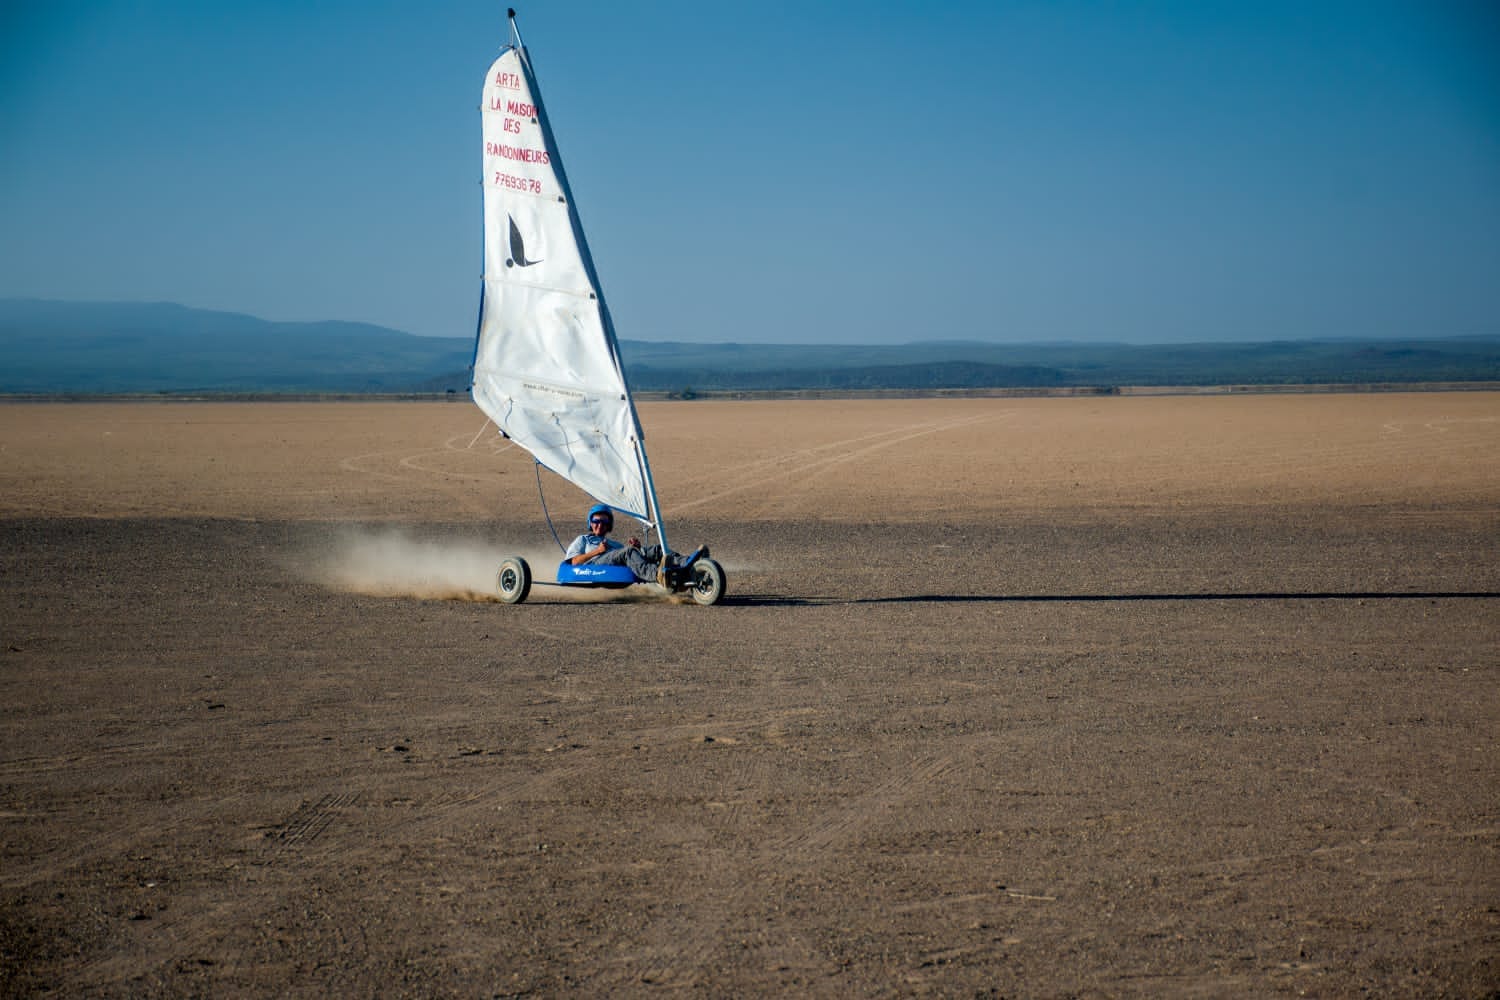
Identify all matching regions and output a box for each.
[592,543,663,582]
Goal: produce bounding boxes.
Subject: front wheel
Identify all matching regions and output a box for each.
[688,558,726,606]
[496,556,531,604]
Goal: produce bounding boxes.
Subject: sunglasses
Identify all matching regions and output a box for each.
[590,517,612,526]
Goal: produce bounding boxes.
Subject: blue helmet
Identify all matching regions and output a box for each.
[586,504,614,530]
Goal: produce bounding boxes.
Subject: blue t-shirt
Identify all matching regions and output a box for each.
[564,532,623,561]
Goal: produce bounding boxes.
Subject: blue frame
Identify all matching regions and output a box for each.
[555,561,638,587]
[551,548,710,589]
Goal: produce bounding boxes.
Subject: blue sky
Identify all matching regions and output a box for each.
[2,1,1497,344]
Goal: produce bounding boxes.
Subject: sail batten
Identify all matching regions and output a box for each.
[471,36,659,532]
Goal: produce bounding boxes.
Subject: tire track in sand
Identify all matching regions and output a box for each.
[337,431,520,518]
[627,751,962,988]
[263,792,361,858]
[374,708,818,844]
[672,413,1004,515]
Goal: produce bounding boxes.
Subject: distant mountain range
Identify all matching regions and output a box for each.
[0,299,474,394]
[2,298,1497,395]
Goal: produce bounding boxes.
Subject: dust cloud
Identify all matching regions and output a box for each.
[297,526,686,604]
[299,526,555,602]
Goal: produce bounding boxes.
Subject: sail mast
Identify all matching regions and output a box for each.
[636,434,670,555]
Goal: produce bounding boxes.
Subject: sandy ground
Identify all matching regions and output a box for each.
[1,394,1497,997]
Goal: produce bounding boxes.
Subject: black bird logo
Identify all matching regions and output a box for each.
[506,215,542,267]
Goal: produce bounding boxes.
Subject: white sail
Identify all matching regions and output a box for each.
[471,41,656,526]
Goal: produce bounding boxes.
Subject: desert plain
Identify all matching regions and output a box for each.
[1,393,1497,997]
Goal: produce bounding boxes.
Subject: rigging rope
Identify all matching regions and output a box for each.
[535,459,566,553]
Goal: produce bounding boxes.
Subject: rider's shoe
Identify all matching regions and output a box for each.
[656,554,676,588]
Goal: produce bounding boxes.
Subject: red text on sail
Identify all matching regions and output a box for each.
[486,141,550,165]
[493,172,543,194]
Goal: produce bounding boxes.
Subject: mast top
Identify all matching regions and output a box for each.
[506,8,524,50]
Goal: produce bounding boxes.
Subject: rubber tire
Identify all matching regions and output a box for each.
[497,556,531,604]
[689,558,726,606]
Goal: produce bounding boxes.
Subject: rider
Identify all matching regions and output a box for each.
[564,504,669,585]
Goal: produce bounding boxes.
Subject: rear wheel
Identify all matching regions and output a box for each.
[689,558,726,606]
[496,556,531,604]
